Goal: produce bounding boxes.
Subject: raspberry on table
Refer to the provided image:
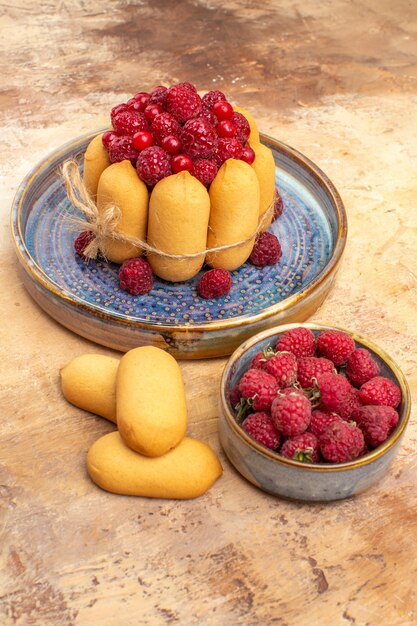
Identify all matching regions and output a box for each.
[297,356,335,389]
[119,257,154,295]
[316,329,356,366]
[213,138,243,166]
[316,372,355,415]
[271,391,311,437]
[74,230,94,258]
[249,232,282,267]
[359,376,401,408]
[197,268,232,299]
[275,327,316,358]
[351,405,399,448]
[280,432,320,463]
[308,410,343,438]
[238,368,278,412]
[191,159,218,187]
[112,109,149,136]
[242,412,281,450]
[345,348,381,388]
[264,351,298,388]
[319,421,365,463]
[136,146,172,187]
[230,112,250,144]
[181,118,218,159]
[166,85,202,123]
[108,135,140,165]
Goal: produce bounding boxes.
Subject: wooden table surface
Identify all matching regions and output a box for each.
[1,1,416,624]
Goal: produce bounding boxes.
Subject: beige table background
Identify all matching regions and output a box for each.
[1,1,416,624]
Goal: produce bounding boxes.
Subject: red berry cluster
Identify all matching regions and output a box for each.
[231,327,402,464]
[102,82,255,188]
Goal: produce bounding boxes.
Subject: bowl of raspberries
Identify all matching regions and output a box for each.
[219,323,411,501]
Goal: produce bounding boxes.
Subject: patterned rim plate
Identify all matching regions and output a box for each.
[11,131,347,359]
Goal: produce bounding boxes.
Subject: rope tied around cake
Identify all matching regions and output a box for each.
[62,158,276,261]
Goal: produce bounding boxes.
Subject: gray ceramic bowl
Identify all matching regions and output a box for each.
[218,323,411,502]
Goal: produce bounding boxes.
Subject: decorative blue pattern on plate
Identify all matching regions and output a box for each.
[12,131,346,357]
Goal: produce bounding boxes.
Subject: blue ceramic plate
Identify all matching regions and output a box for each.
[11,131,347,358]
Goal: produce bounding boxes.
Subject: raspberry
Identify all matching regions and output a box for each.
[166,85,202,123]
[74,230,94,258]
[319,421,365,463]
[199,105,218,127]
[202,90,227,110]
[280,432,320,463]
[181,118,218,159]
[308,410,343,438]
[112,109,148,135]
[107,135,140,164]
[230,112,250,144]
[316,372,355,415]
[249,232,282,267]
[264,352,298,388]
[238,369,278,412]
[242,412,281,450]
[177,81,197,92]
[272,194,284,222]
[351,405,399,448]
[271,391,311,437]
[250,347,276,370]
[316,329,355,366]
[191,159,218,187]
[359,376,401,408]
[275,327,316,358]
[102,130,119,149]
[151,112,181,145]
[119,258,153,295]
[136,146,172,187]
[229,384,241,409]
[297,356,335,389]
[110,103,128,126]
[127,92,150,112]
[345,348,381,388]
[197,268,232,299]
[213,138,243,167]
[148,85,168,107]
[336,387,362,420]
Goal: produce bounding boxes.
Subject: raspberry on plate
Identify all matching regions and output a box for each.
[197,268,232,299]
[264,351,298,388]
[272,194,284,222]
[280,432,320,463]
[275,327,316,358]
[74,230,94,258]
[271,391,311,437]
[319,421,365,463]
[136,146,172,187]
[316,329,356,366]
[345,348,381,387]
[119,258,154,295]
[351,405,400,448]
[297,356,335,389]
[242,412,281,450]
[238,368,278,412]
[181,118,218,159]
[249,232,282,267]
[359,376,401,408]
[166,84,202,123]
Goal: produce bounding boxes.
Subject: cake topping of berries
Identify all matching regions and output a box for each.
[249,232,282,267]
[192,159,218,187]
[316,329,356,366]
[275,327,316,358]
[319,421,365,463]
[166,84,202,123]
[151,112,181,145]
[112,109,149,135]
[119,258,154,295]
[230,112,251,144]
[197,268,232,299]
[359,376,401,408]
[242,412,281,450]
[107,135,139,165]
[213,137,243,166]
[280,432,320,463]
[202,90,227,110]
[136,146,172,187]
[180,118,218,159]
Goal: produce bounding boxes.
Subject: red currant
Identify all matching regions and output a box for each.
[216,120,236,138]
[132,92,150,111]
[161,135,182,155]
[171,154,193,173]
[240,146,256,164]
[144,103,163,123]
[132,130,153,151]
[102,130,119,149]
[212,100,233,121]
